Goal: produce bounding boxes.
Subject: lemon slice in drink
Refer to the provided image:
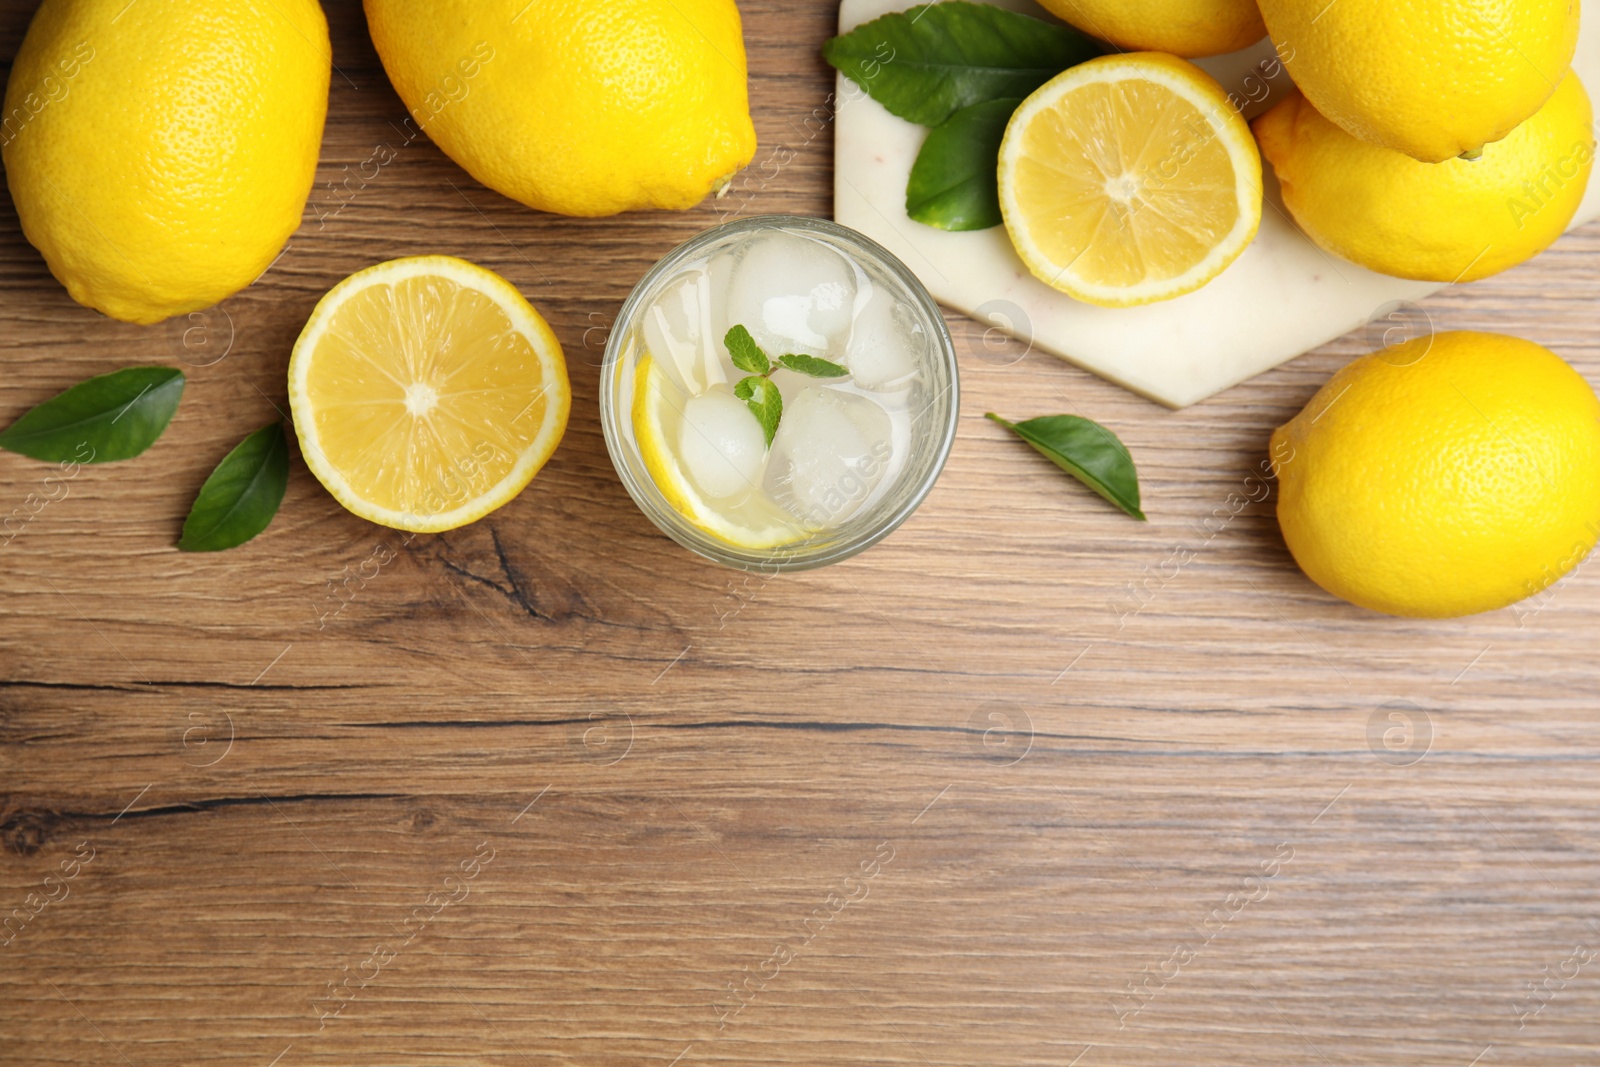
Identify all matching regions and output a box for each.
[632,353,809,550]
[998,53,1263,308]
[288,256,570,532]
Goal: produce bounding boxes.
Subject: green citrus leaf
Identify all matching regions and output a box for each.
[179,423,289,552]
[0,366,184,463]
[822,1,1100,127]
[724,324,771,375]
[987,412,1146,520]
[777,353,849,378]
[734,375,783,449]
[907,97,1019,230]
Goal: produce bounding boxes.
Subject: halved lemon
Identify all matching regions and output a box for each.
[631,353,809,550]
[997,52,1263,307]
[288,256,569,532]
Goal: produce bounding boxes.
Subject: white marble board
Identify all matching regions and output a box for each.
[833,0,1600,407]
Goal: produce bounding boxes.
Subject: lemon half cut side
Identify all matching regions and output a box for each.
[998,53,1263,308]
[288,256,570,533]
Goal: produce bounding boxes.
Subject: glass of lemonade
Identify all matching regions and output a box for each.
[600,215,959,572]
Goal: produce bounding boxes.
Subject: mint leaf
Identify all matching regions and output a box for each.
[987,413,1145,520]
[179,423,289,551]
[907,97,1018,231]
[0,366,184,463]
[724,325,771,375]
[734,376,783,448]
[777,353,849,378]
[822,1,1100,127]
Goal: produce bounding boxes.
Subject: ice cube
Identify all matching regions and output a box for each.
[766,386,894,526]
[643,269,726,394]
[844,285,922,391]
[678,386,767,502]
[700,252,736,377]
[726,233,856,358]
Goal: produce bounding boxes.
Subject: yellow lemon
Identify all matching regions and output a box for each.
[1254,75,1595,284]
[1271,331,1600,619]
[289,256,570,533]
[997,53,1262,308]
[1034,0,1266,58]
[1255,0,1580,162]
[1,0,329,324]
[363,0,756,217]
[632,354,809,550]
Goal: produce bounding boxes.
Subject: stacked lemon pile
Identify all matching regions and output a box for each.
[999,0,1592,306]
[1004,0,1600,619]
[1251,0,1590,284]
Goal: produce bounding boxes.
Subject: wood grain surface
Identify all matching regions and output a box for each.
[4,3,1600,1065]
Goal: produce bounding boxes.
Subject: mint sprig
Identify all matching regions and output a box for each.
[733,376,783,447]
[725,324,772,375]
[724,326,849,448]
[777,353,849,378]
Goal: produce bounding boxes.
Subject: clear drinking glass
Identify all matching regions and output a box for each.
[600,215,959,572]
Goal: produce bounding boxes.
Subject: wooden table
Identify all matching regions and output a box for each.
[4,3,1599,1064]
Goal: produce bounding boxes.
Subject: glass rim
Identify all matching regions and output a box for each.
[599,214,960,573]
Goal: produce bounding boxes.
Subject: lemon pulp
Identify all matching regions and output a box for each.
[998,53,1262,307]
[289,256,570,532]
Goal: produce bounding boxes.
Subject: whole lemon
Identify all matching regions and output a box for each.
[1253,75,1595,283]
[364,0,757,217]
[1034,0,1266,58]
[1,0,329,325]
[1271,332,1600,619]
[1255,0,1579,163]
